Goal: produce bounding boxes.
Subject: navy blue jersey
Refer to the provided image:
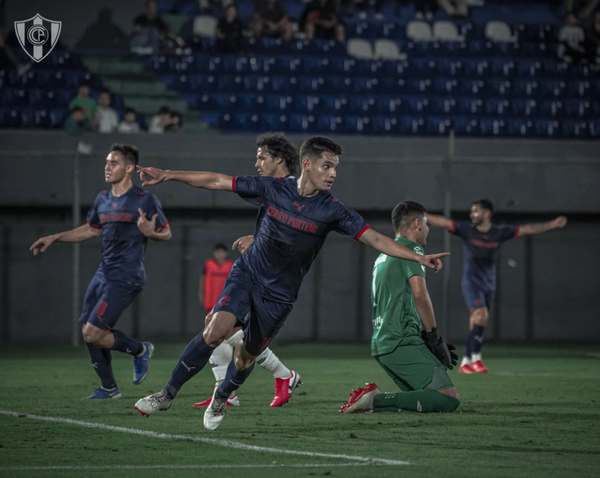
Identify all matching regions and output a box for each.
[450,220,519,290]
[252,174,294,237]
[86,184,168,289]
[233,176,370,303]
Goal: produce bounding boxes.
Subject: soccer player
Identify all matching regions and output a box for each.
[30,144,171,399]
[340,201,459,415]
[427,200,567,373]
[194,133,303,409]
[134,136,448,430]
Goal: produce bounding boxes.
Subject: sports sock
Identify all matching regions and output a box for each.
[373,391,460,413]
[471,324,485,356]
[224,329,244,348]
[461,356,471,367]
[164,333,214,399]
[256,348,291,379]
[216,360,256,400]
[464,329,473,360]
[111,329,143,356]
[209,342,234,383]
[85,342,117,389]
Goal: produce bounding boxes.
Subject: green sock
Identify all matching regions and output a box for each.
[373,391,460,413]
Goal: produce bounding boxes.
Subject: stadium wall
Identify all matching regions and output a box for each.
[1,131,599,344]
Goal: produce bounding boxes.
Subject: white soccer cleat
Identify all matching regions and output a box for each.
[339,383,382,414]
[134,390,173,417]
[203,389,229,431]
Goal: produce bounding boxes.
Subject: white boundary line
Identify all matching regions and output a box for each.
[1,464,373,471]
[586,352,600,359]
[0,410,411,467]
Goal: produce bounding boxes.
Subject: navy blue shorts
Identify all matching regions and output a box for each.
[213,265,293,357]
[79,272,141,330]
[461,282,495,314]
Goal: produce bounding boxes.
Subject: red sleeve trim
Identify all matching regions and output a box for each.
[354,225,371,241]
[232,177,237,192]
[515,226,521,238]
[86,218,101,230]
[448,219,456,234]
[155,221,169,230]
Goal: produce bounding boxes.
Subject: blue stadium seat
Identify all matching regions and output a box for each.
[515,60,540,78]
[479,118,507,136]
[513,79,539,97]
[565,80,590,98]
[404,79,432,94]
[260,113,287,131]
[435,59,463,76]
[425,117,452,136]
[561,120,591,138]
[511,98,537,117]
[452,117,480,136]
[430,97,457,114]
[463,59,489,77]
[432,78,459,94]
[539,100,563,117]
[49,108,68,127]
[458,80,485,95]
[316,114,344,133]
[265,94,292,112]
[289,114,317,132]
[409,59,436,77]
[375,97,405,114]
[489,59,514,78]
[347,96,376,114]
[534,119,561,137]
[565,100,592,118]
[371,116,401,134]
[405,97,432,114]
[507,118,534,137]
[485,79,512,97]
[297,76,322,93]
[485,99,510,115]
[293,94,316,113]
[457,98,484,115]
[20,108,37,128]
[538,79,565,98]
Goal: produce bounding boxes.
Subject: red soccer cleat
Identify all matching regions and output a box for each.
[471,360,489,373]
[270,370,302,407]
[458,363,475,374]
[193,393,239,408]
[339,383,382,414]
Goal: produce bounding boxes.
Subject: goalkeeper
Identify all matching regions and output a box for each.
[341,201,459,414]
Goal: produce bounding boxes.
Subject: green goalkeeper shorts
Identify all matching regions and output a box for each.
[375,343,454,393]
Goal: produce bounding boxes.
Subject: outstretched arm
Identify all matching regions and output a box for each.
[518,216,567,236]
[426,213,454,230]
[29,224,101,255]
[137,166,234,191]
[359,229,448,272]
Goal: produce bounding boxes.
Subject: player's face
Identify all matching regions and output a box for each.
[417,215,429,247]
[255,147,281,177]
[470,204,487,225]
[104,152,132,183]
[305,152,338,191]
[213,248,228,263]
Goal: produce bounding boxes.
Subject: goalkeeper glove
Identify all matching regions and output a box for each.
[421,328,458,370]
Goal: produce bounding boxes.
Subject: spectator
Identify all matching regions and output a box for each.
[64,107,92,136]
[558,13,594,62]
[117,108,142,133]
[165,111,183,133]
[69,82,97,123]
[564,0,600,21]
[414,0,439,20]
[251,0,293,42]
[93,90,119,133]
[76,8,128,51]
[437,0,468,19]
[149,106,171,133]
[301,0,345,42]
[130,0,184,54]
[199,243,234,315]
[216,4,246,54]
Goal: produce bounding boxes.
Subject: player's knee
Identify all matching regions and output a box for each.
[437,392,460,412]
[472,308,488,325]
[233,354,254,370]
[203,327,226,348]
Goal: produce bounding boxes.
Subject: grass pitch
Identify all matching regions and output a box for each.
[1,343,599,478]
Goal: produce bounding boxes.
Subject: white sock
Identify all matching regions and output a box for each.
[224,329,244,348]
[471,353,482,363]
[256,348,291,379]
[209,342,233,383]
[461,356,471,367]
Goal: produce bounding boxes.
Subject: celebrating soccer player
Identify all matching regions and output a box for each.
[427,200,567,373]
[30,144,171,399]
[134,136,448,431]
[340,201,459,415]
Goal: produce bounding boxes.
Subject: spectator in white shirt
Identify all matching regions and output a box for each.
[118,107,141,133]
[558,13,594,62]
[93,91,119,133]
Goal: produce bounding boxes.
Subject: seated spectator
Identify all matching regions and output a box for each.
[558,13,594,62]
[130,0,184,54]
[64,107,92,136]
[301,0,345,42]
[251,0,293,42]
[437,0,468,19]
[93,90,119,133]
[564,0,600,20]
[216,4,246,54]
[118,108,141,133]
[69,82,97,123]
[149,106,171,134]
[165,111,183,133]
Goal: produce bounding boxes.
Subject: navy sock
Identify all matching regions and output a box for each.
[471,325,485,355]
[86,342,117,389]
[464,330,473,359]
[164,333,214,399]
[111,329,143,356]
[216,360,256,400]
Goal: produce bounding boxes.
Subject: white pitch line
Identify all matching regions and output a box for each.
[1,464,373,471]
[586,352,600,359]
[0,410,410,466]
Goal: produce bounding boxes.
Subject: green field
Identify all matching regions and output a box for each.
[1,344,599,478]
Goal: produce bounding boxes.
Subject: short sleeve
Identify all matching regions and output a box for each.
[145,193,169,230]
[496,224,519,243]
[232,175,269,207]
[86,194,103,229]
[330,200,370,240]
[449,220,468,239]
[406,244,426,279]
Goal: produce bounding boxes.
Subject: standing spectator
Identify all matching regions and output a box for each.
[216,4,246,54]
[199,244,234,315]
[149,106,171,134]
[301,0,346,42]
[437,0,468,19]
[64,107,92,136]
[76,8,128,51]
[564,0,600,21]
[118,108,142,133]
[69,82,97,123]
[93,91,119,133]
[251,0,293,42]
[558,13,593,62]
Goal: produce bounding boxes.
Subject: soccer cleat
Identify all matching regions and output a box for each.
[83,387,122,400]
[134,389,173,417]
[458,363,475,374]
[203,389,229,431]
[270,370,302,408]
[339,383,382,414]
[133,342,154,385]
[471,360,489,373]
[193,393,239,408]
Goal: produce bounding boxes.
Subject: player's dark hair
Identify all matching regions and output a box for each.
[71,107,83,113]
[110,143,139,166]
[473,199,494,215]
[299,136,343,163]
[214,243,227,252]
[78,81,90,89]
[392,201,428,233]
[256,133,299,176]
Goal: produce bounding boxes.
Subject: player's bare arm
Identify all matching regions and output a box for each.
[359,228,448,272]
[137,208,172,241]
[518,216,567,236]
[29,224,100,255]
[408,275,437,332]
[425,213,454,230]
[137,166,233,191]
[232,235,254,254]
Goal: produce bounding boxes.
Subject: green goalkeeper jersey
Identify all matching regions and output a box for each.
[370,236,426,357]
